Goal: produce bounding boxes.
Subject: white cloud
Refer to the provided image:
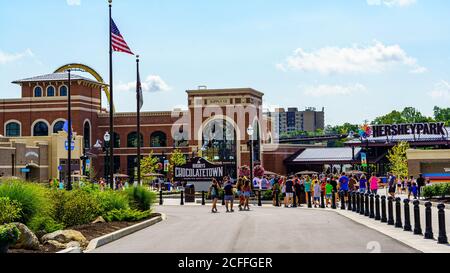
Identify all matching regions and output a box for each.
[303,83,367,97]
[116,75,171,93]
[0,49,34,65]
[67,0,81,6]
[277,41,426,75]
[429,81,450,100]
[367,0,416,7]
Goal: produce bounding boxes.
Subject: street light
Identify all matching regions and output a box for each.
[103,132,111,188]
[247,125,254,185]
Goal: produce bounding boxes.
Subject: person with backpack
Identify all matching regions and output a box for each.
[416,174,425,200]
[208,178,220,213]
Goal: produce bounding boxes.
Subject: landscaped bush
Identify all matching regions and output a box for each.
[103,209,151,222]
[0,224,20,246]
[422,183,450,199]
[95,190,130,214]
[0,180,51,224]
[125,186,156,211]
[52,189,101,228]
[27,215,64,234]
[0,197,22,224]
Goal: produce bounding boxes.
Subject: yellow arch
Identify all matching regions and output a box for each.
[54,63,115,112]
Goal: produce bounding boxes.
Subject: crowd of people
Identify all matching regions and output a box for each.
[208,172,432,213]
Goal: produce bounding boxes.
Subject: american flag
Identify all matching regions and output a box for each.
[111,19,134,55]
[137,65,143,111]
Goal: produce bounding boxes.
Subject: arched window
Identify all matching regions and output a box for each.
[127,132,144,148]
[150,131,167,147]
[84,121,91,149]
[47,86,55,97]
[53,121,65,134]
[34,87,42,97]
[59,86,68,96]
[33,121,49,136]
[6,122,21,137]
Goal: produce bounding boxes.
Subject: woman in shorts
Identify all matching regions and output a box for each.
[209,178,220,213]
[242,179,252,211]
[236,178,245,211]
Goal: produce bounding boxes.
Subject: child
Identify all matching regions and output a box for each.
[411,182,418,200]
[325,180,333,207]
[313,180,321,208]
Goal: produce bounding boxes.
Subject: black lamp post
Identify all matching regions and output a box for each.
[247,126,254,183]
[66,69,72,191]
[103,132,111,188]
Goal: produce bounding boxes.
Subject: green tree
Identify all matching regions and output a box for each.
[386,141,410,179]
[372,110,405,125]
[433,106,450,126]
[168,149,187,176]
[372,107,433,125]
[140,151,160,179]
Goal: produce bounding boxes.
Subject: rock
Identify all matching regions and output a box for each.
[42,230,88,247]
[10,223,40,250]
[66,241,81,249]
[92,216,106,224]
[44,240,66,250]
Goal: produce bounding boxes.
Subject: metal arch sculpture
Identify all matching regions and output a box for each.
[54,63,115,112]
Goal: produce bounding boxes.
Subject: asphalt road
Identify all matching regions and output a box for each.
[93,205,419,253]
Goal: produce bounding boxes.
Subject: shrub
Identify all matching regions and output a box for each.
[52,189,101,227]
[422,183,450,199]
[125,186,156,211]
[0,181,50,224]
[103,209,151,222]
[28,215,64,234]
[0,197,22,224]
[96,190,130,215]
[0,224,21,245]
[422,186,434,199]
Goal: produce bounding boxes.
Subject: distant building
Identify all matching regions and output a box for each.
[267,107,325,136]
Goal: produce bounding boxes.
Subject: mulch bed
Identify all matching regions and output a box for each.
[8,213,161,253]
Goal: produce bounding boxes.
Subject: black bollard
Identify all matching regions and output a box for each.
[347,192,352,211]
[159,190,163,205]
[381,196,387,223]
[275,189,279,207]
[387,197,395,225]
[375,195,381,221]
[308,191,312,208]
[365,193,370,217]
[352,192,357,212]
[395,197,403,228]
[340,191,346,210]
[437,204,448,244]
[320,192,325,209]
[360,192,365,215]
[331,190,336,209]
[369,194,375,219]
[413,200,422,235]
[258,190,262,207]
[293,191,297,208]
[424,202,434,240]
[201,191,206,206]
[403,199,412,232]
[356,192,360,213]
[180,190,185,206]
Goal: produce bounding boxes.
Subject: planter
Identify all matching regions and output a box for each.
[0,242,9,254]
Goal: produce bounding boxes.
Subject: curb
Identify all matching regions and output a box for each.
[81,213,166,253]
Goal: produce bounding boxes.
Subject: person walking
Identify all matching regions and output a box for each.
[338,172,349,204]
[304,176,312,205]
[369,173,380,195]
[416,174,425,200]
[387,172,396,198]
[407,176,414,200]
[223,179,235,213]
[284,177,294,208]
[236,178,245,211]
[294,176,303,207]
[411,182,419,200]
[325,179,333,207]
[209,178,220,213]
[313,179,321,208]
[242,178,252,211]
[272,178,281,206]
[359,174,367,194]
[330,175,338,203]
[349,175,357,193]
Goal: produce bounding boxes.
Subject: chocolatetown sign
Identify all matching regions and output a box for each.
[174,157,224,182]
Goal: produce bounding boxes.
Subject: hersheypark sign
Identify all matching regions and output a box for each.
[174,157,224,182]
[370,122,447,138]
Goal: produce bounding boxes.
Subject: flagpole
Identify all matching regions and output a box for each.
[67,69,72,191]
[136,55,141,186]
[108,0,114,189]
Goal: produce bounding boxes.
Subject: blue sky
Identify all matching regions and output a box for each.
[1,0,450,125]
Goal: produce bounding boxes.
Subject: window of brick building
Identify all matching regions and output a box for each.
[6,122,21,137]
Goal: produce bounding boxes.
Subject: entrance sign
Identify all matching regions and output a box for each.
[20,168,30,173]
[371,122,446,138]
[174,157,224,181]
[65,140,75,151]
